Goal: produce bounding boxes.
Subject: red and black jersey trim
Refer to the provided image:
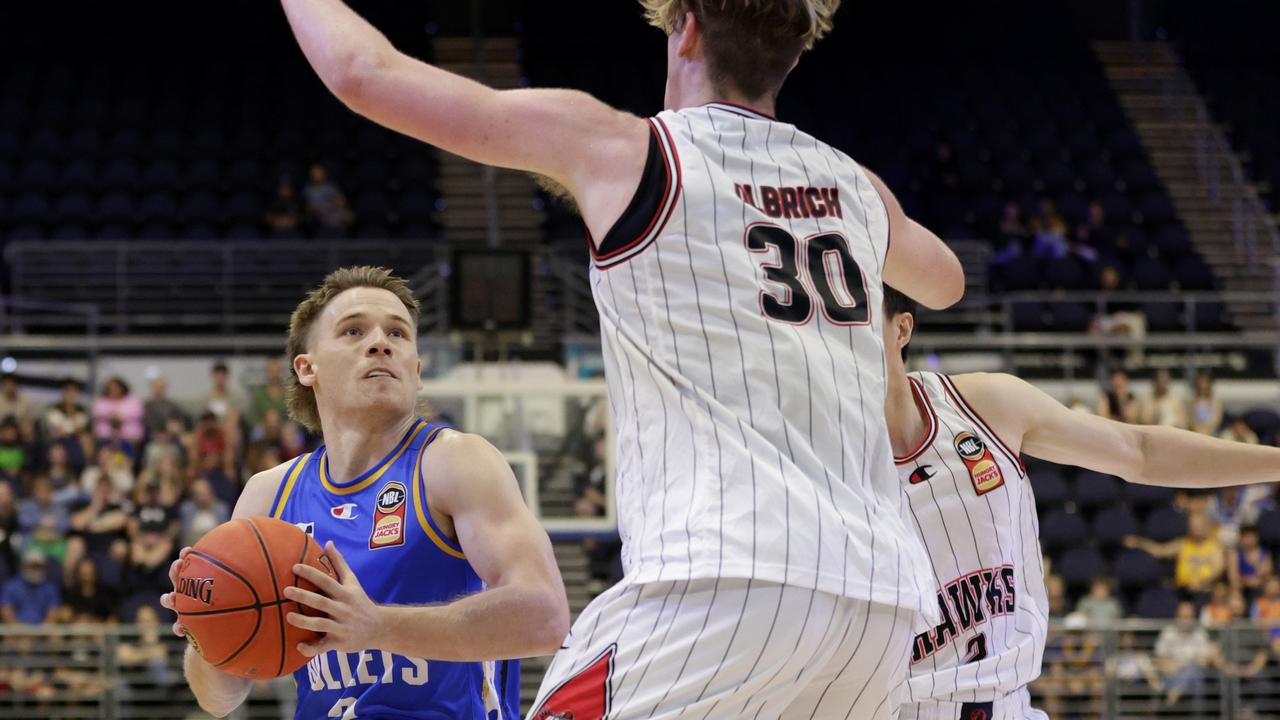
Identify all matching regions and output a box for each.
[937,373,1027,478]
[588,118,682,270]
[894,375,940,466]
[703,101,775,121]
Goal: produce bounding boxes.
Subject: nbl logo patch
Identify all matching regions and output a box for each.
[369,481,408,550]
[953,431,1005,496]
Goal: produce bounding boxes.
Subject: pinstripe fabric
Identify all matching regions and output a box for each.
[527,578,915,720]
[590,103,935,620]
[895,373,1050,712]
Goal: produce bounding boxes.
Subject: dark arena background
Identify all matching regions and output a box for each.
[1,1,1278,717]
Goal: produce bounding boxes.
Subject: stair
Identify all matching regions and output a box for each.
[433,38,567,353]
[1094,41,1278,331]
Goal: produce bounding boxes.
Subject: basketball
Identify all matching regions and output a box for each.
[172,516,337,680]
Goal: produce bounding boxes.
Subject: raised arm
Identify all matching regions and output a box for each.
[285,431,569,661]
[279,0,649,234]
[866,170,965,310]
[950,372,1280,489]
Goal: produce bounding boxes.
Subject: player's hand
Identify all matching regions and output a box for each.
[285,541,379,657]
[158,546,194,637]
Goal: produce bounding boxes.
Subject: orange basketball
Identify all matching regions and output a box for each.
[173,516,337,680]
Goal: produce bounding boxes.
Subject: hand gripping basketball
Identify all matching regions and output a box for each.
[285,541,381,657]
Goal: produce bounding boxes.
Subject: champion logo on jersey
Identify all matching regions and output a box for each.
[369,481,408,550]
[909,465,937,484]
[330,503,359,520]
[294,522,315,536]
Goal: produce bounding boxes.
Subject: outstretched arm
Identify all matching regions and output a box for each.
[287,431,569,661]
[950,372,1280,489]
[279,0,649,232]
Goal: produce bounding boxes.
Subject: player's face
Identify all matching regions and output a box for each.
[301,287,422,423]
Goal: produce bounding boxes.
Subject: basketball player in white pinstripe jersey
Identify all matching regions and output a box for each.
[879,286,1280,720]
[283,0,966,716]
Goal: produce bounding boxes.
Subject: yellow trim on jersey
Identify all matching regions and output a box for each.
[411,427,467,560]
[319,421,429,495]
[271,453,312,519]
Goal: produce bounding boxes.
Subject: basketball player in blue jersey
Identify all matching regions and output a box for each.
[879,285,1280,719]
[159,266,569,720]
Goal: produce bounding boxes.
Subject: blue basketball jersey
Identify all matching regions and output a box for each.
[270,419,521,720]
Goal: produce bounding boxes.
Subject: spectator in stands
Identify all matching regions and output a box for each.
[0,482,17,577]
[1126,513,1225,600]
[1211,591,1274,716]
[1107,632,1163,702]
[1191,372,1224,435]
[17,477,70,563]
[1075,200,1114,253]
[139,419,185,477]
[79,444,134,500]
[1220,415,1260,445]
[1140,369,1189,428]
[1029,201,1068,258]
[92,377,144,446]
[1208,483,1273,546]
[178,477,229,549]
[1097,368,1141,423]
[44,377,90,440]
[200,361,244,422]
[246,406,286,474]
[1075,577,1124,626]
[266,179,303,238]
[60,556,116,623]
[0,548,60,624]
[195,448,238,509]
[0,417,27,480]
[142,373,187,438]
[98,418,138,467]
[0,372,37,428]
[1154,600,1213,707]
[1200,581,1235,626]
[44,442,81,508]
[116,604,177,690]
[1253,576,1280,640]
[1089,263,1146,341]
[1230,527,1274,602]
[303,163,354,237]
[65,476,129,587]
[248,356,289,427]
[123,519,174,615]
[1046,572,1068,617]
[991,202,1030,265]
[127,480,179,544]
[136,454,184,508]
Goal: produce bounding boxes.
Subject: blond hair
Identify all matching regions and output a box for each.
[285,266,421,433]
[641,0,839,98]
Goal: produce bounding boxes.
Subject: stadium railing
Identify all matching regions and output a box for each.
[0,622,1274,718]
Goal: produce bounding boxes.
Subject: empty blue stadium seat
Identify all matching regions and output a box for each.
[1029,469,1070,506]
[1134,586,1180,619]
[1132,256,1172,290]
[1112,548,1163,590]
[1058,547,1110,588]
[1040,508,1088,552]
[1142,506,1188,543]
[1074,471,1123,510]
[1093,506,1141,549]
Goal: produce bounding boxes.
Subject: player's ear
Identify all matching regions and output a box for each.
[675,11,702,61]
[294,354,317,388]
[895,312,915,354]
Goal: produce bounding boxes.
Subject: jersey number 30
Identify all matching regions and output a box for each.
[746,225,871,325]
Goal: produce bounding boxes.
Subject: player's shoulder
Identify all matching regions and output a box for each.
[421,428,497,473]
[232,456,309,519]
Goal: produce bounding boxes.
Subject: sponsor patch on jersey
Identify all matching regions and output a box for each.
[954,430,1005,495]
[369,481,408,549]
[330,503,358,520]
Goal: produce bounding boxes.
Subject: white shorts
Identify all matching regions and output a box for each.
[898,688,1049,720]
[527,577,917,720]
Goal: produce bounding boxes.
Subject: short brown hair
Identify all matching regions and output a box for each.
[285,266,420,433]
[641,0,840,99]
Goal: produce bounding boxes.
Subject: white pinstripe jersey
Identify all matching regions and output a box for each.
[896,372,1050,704]
[588,102,936,618]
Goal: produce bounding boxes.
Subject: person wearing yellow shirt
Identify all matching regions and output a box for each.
[1126,514,1226,598]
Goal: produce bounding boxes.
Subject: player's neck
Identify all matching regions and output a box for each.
[884,371,928,457]
[669,81,776,117]
[319,413,419,484]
